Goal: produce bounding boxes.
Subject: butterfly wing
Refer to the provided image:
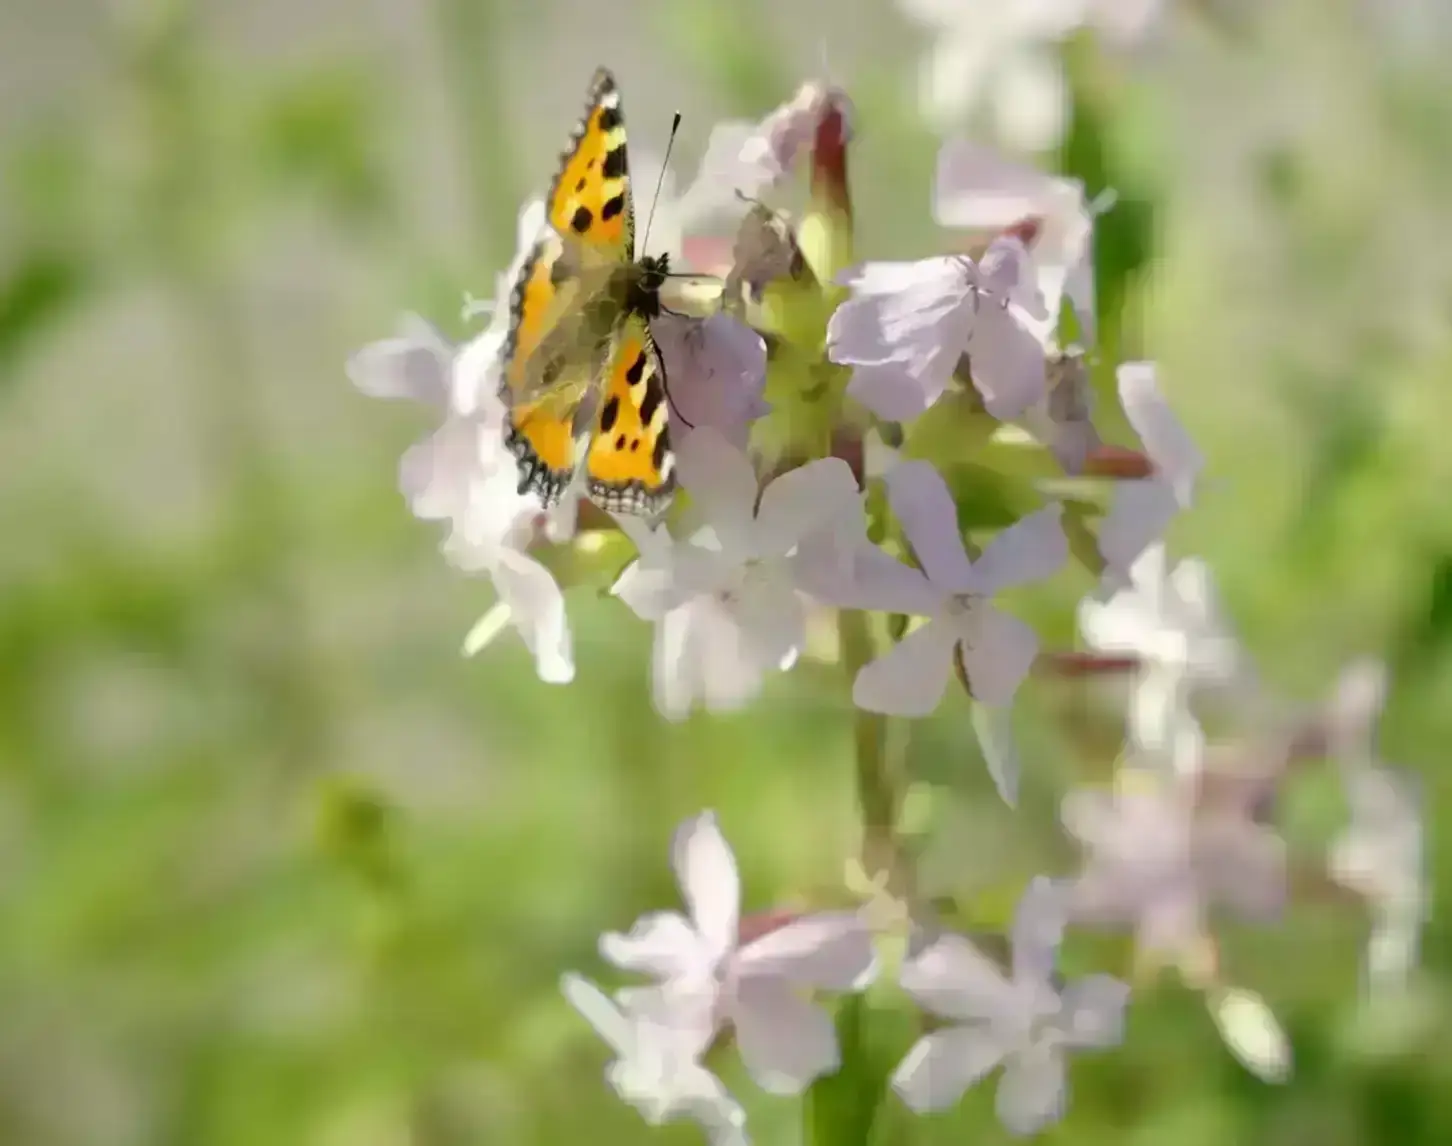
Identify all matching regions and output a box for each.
[547,67,635,266]
[584,310,674,516]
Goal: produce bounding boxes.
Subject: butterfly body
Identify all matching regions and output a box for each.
[499,68,676,517]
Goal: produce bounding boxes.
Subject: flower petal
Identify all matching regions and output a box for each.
[1207,987,1291,1083]
[600,911,714,981]
[892,1026,1007,1113]
[731,976,840,1094]
[899,932,1012,1022]
[959,607,1038,707]
[674,428,759,555]
[347,314,452,404]
[490,548,574,684]
[995,1042,1067,1136]
[885,460,975,592]
[972,701,1021,807]
[967,305,1048,420]
[1057,974,1129,1049]
[672,811,741,963]
[852,620,958,717]
[753,458,860,558]
[1096,479,1181,589]
[797,536,941,616]
[736,910,877,990]
[971,503,1068,595]
[562,972,636,1058]
[1010,877,1068,986]
[1118,361,1202,504]
[847,362,947,423]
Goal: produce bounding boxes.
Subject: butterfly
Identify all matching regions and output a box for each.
[499,67,676,518]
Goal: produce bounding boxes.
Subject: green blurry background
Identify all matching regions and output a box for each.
[2,0,1450,1143]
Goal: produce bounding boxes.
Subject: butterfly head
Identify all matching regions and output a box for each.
[627,252,671,318]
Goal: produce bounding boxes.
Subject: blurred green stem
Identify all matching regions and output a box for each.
[839,609,904,890]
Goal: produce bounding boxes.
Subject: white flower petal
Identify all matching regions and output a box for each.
[490,548,574,684]
[899,932,1012,1023]
[1118,361,1202,505]
[672,812,741,964]
[347,315,452,404]
[1010,877,1068,986]
[972,701,1021,807]
[968,305,1049,419]
[798,536,942,616]
[1057,974,1130,1048]
[562,972,636,1058]
[674,429,759,554]
[995,1041,1067,1135]
[892,1026,1007,1113]
[731,977,840,1094]
[736,911,877,990]
[1208,987,1292,1083]
[971,502,1068,595]
[1097,478,1182,586]
[753,459,860,558]
[959,607,1038,707]
[885,460,975,592]
[852,620,959,717]
[847,362,946,423]
[600,911,714,981]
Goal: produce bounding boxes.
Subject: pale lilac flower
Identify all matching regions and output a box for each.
[1061,773,1286,967]
[611,430,861,721]
[828,235,1049,423]
[1019,346,1102,474]
[903,2,1164,151]
[892,877,1129,1135]
[561,974,749,1145]
[600,812,877,1095]
[821,461,1066,716]
[1096,362,1204,580]
[1329,764,1426,995]
[1078,544,1241,771]
[696,82,855,201]
[935,141,1102,346]
[652,312,769,451]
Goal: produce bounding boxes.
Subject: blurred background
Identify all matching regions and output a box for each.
[2,0,1451,1143]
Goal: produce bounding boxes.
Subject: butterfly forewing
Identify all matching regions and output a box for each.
[498,66,676,517]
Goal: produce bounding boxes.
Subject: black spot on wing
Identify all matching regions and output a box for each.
[599,394,619,434]
[614,433,627,450]
[651,426,670,475]
[630,439,640,452]
[575,177,586,192]
[625,351,647,386]
[602,146,627,180]
[601,194,625,221]
[638,379,662,428]
[570,205,594,233]
[598,105,622,133]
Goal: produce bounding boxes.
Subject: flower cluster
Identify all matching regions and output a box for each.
[350,77,1427,1144]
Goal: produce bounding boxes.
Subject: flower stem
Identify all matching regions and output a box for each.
[838,608,902,890]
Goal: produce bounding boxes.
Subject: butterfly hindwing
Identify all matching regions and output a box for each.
[585,311,674,516]
[547,68,634,263]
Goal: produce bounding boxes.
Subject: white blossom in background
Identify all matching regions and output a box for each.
[934,140,1102,347]
[828,230,1050,424]
[561,974,748,1144]
[1078,544,1241,771]
[598,812,877,1096]
[814,460,1066,717]
[1061,773,1287,973]
[612,431,859,722]
[1095,362,1204,581]
[1207,985,1293,1083]
[900,0,1165,150]
[892,877,1129,1135]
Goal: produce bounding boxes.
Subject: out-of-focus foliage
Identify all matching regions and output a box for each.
[0,0,1448,1144]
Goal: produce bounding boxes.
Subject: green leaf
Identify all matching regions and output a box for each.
[0,250,88,384]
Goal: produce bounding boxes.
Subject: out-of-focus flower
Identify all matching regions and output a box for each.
[1095,362,1204,580]
[812,461,1066,716]
[599,812,877,1095]
[561,973,749,1144]
[611,430,861,720]
[1078,544,1241,771]
[1019,345,1102,474]
[902,1,1165,151]
[1329,763,1426,995]
[827,232,1049,423]
[1061,772,1286,973]
[935,141,1102,347]
[1207,985,1293,1083]
[892,877,1129,1135]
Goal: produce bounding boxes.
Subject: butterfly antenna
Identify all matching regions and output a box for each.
[639,111,682,257]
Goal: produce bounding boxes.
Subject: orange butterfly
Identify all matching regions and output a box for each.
[499,67,676,517]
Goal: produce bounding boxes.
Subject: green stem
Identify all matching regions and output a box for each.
[838,608,901,889]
